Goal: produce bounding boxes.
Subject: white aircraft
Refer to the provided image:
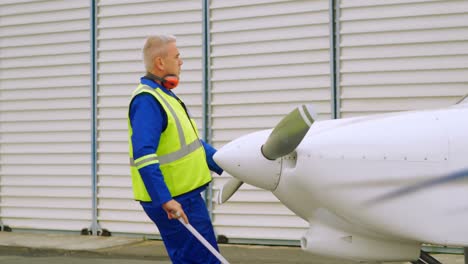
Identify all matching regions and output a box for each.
[213,96,468,264]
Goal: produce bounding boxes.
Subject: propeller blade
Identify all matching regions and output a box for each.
[261,104,317,160]
[217,178,244,204]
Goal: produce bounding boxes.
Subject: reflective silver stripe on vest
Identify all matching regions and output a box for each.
[134,155,158,168]
[159,139,201,164]
[130,140,201,166]
[132,85,201,165]
[137,86,186,147]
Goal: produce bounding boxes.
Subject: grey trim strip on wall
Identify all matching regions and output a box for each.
[0,197,3,231]
[202,0,214,218]
[329,0,340,119]
[335,1,341,119]
[202,0,211,143]
[89,0,101,236]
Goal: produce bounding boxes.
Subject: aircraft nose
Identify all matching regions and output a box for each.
[214,130,282,191]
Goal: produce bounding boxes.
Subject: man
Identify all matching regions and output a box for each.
[128,35,223,264]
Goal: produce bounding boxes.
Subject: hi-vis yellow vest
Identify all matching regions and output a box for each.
[128,84,212,201]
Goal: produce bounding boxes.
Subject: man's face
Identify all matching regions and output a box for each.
[162,41,183,77]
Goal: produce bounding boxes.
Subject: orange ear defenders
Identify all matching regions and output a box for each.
[161,75,179,89]
[145,72,179,89]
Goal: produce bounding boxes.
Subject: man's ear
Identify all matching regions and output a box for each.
[154,57,164,71]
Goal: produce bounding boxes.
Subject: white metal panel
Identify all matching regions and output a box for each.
[0,0,92,231]
[96,0,204,235]
[339,0,468,117]
[210,0,331,242]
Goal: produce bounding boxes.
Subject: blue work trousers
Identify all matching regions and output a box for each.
[141,194,221,264]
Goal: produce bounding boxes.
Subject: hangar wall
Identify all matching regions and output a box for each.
[209,0,331,242]
[0,0,467,244]
[0,0,93,232]
[338,0,468,118]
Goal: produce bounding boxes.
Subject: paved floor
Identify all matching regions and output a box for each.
[0,231,464,264]
[0,256,170,264]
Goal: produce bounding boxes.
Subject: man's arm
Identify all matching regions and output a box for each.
[201,140,223,175]
[130,93,172,206]
[130,93,189,223]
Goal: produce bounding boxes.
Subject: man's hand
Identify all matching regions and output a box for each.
[162,199,189,224]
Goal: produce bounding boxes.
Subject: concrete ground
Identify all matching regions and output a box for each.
[0,231,464,264]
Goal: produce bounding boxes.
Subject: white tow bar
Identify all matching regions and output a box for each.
[178,218,230,264]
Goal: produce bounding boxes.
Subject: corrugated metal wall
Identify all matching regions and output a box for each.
[95,0,205,235]
[209,0,331,241]
[338,0,468,118]
[1,0,468,245]
[0,0,92,231]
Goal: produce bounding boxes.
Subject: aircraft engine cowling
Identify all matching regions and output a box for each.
[301,223,421,262]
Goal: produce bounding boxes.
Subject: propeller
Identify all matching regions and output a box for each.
[217,104,317,204]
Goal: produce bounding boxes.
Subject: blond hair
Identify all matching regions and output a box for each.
[143,35,176,72]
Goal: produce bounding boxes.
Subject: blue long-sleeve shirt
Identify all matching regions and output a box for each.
[129,77,223,207]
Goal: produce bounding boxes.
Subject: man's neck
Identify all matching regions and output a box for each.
[145,71,165,85]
